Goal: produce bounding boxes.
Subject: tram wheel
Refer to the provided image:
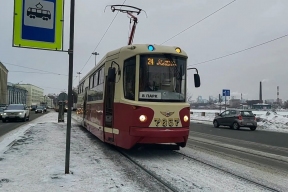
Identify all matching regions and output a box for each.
[176,142,186,148]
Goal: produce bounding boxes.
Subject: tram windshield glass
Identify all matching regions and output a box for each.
[139,54,186,102]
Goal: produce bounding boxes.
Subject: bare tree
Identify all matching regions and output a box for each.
[186,91,193,103]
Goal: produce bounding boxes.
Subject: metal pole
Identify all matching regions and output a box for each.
[65,0,75,174]
[225,95,227,111]
[219,94,221,113]
[92,52,99,66]
[77,72,81,85]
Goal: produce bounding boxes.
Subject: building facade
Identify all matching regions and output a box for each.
[252,103,272,110]
[7,82,28,105]
[229,99,241,108]
[18,84,44,106]
[0,62,8,105]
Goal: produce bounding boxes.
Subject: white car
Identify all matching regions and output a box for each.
[2,104,30,123]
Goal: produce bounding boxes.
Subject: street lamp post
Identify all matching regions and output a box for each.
[92,52,99,66]
[76,72,81,85]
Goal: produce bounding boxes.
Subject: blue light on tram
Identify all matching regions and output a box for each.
[148,45,155,51]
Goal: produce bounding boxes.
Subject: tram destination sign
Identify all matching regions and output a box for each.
[147,57,177,67]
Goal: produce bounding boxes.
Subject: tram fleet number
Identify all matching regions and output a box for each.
[154,118,180,127]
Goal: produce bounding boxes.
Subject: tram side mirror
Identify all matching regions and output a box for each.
[194,74,201,88]
[108,67,116,82]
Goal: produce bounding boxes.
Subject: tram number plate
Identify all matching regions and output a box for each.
[154,118,180,127]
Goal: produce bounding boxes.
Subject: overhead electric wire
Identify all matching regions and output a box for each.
[3,61,69,76]
[77,0,127,75]
[160,0,237,45]
[8,70,78,77]
[188,34,288,67]
[9,71,52,74]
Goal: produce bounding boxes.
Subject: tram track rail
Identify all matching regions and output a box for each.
[116,145,281,192]
[116,148,178,192]
[182,135,288,192]
[173,149,280,192]
[73,115,284,191]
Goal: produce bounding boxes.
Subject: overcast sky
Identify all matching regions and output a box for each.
[1,0,287,101]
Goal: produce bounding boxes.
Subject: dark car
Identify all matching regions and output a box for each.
[31,105,37,111]
[0,108,4,120]
[213,109,257,131]
[35,106,45,113]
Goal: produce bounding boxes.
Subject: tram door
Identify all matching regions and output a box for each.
[83,87,88,127]
[103,76,115,142]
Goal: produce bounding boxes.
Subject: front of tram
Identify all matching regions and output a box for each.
[130,45,201,148]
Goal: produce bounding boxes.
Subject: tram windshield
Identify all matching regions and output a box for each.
[139,54,186,102]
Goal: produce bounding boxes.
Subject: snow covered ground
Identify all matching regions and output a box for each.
[0,112,167,192]
[190,109,288,133]
[0,111,287,191]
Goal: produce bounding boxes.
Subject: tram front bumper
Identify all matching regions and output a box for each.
[129,127,190,144]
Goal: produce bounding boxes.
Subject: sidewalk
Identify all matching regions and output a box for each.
[0,112,154,192]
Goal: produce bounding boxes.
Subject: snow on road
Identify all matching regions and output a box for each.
[0,111,286,191]
[124,149,274,192]
[0,112,167,192]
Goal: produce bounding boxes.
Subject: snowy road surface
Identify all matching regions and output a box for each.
[0,112,287,191]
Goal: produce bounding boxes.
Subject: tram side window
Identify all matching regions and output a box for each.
[99,67,104,84]
[89,75,94,89]
[93,72,99,87]
[123,56,136,100]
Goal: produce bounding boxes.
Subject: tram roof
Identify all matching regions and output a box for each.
[78,44,187,84]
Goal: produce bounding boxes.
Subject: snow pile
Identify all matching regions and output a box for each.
[190,109,288,133]
[257,112,288,132]
[190,113,215,122]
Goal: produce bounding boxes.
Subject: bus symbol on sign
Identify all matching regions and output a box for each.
[24,0,54,29]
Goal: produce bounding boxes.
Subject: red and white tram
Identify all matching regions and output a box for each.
[76,44,200,149]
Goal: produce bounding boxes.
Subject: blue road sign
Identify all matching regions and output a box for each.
[13,0,64,50]
[222,89,230,96]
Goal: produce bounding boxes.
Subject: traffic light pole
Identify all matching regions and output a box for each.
[65,0,75,174]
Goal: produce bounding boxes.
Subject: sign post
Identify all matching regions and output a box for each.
[65,0,75,174]
[222,89,230,111]
[13,0,75,174]
[13,0,64,51]
[219,94,221,113]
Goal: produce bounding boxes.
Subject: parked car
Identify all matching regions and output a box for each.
[213,109,257,131]
[35,106,45,113]
[2,104,30,122]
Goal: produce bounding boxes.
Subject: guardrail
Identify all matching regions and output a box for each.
[190,111,219,117]
[190,110,288,117]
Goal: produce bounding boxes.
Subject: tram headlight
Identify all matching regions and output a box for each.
[183,115,189,122]
[139,115,147,122]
